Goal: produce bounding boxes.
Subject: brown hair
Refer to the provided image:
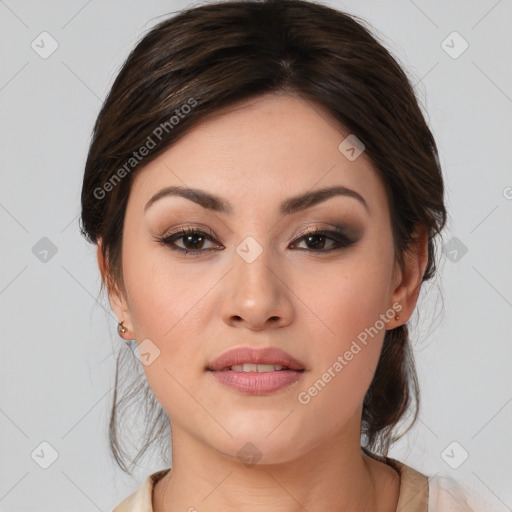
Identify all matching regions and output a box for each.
[80,0,446,474]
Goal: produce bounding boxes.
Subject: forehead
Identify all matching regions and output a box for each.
[128,94,387,215]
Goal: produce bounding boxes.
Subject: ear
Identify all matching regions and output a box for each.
[388,225,429,327]
[96,239,134,334]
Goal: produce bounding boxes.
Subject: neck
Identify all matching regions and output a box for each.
[153,422,400,512]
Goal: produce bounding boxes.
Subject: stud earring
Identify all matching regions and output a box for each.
[117,321,128,336]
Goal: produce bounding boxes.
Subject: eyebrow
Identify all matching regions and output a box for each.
[144,185,369,215]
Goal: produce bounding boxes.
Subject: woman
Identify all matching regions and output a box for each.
[80,1,488,510]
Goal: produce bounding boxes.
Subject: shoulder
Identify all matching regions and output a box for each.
[387,458,494,512]
[112,469,170,512]
[427,474,495,512]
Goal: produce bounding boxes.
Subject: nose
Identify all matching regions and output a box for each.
[220,246,294,331]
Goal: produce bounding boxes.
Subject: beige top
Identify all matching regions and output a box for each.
[113,457,488,511]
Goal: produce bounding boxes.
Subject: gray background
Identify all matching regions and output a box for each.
[1,0,511,510]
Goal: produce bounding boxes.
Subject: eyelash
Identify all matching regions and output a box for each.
[154,226,356,256]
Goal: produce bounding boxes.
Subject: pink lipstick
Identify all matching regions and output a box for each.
[207,346,305,394]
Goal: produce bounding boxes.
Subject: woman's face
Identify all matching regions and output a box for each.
[104,93,419,464]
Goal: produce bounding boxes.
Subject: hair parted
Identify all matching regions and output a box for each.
[80,0,446,475]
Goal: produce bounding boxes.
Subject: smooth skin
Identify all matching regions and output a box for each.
[98,93,428,512]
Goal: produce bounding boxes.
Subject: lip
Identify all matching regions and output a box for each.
[206,346,306,395]
[209,369,304,394]
[207,346,305,372]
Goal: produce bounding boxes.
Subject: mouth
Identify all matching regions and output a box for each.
[206,346,306,394]
[206,346,306,372]
[215,363,302,372]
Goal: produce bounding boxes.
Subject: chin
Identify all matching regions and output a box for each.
[216,438,303,467]
[207,422,308,467]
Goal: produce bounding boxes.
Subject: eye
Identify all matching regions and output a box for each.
[154,225,356,256]
[290,227,355,252]
[154,227,222,255]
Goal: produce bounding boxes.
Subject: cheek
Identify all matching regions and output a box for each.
[120,240,223,386]
[295,280,387,432]
[123,241,208,339]
[291,256,392,419]
[122,258,208,413]
[295,255,393,351]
